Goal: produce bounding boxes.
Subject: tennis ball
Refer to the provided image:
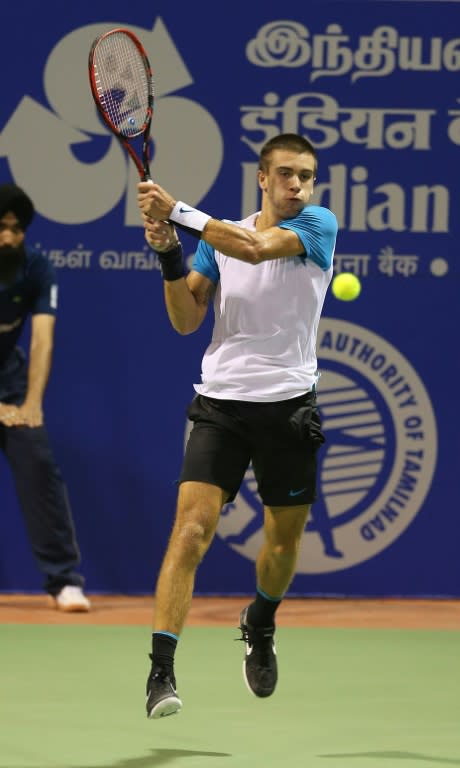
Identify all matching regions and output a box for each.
[331,272,361,301]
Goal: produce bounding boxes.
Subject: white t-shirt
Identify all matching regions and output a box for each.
[191,205,337,402]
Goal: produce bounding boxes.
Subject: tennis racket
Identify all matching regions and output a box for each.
[88,28,154,181]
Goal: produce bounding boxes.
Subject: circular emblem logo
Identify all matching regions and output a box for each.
[185,319,437,574]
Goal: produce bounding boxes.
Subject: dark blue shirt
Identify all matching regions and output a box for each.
[0,246,57,367]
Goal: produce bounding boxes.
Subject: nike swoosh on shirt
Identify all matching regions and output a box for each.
[289,488,307,497]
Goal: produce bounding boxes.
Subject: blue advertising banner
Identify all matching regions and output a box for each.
[1,0,458,596]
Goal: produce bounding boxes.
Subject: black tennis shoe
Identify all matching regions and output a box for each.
[238,607,277,697]
[146,657,182,719]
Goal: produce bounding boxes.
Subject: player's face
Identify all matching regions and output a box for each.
[258,149,316,219]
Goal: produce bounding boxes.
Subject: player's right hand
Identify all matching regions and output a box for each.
[144,217,179,253]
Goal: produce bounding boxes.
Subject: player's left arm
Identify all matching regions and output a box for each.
[199,218,301,263]
[138,183,336,265]
[138,181,299,263]
[191,207,338,266]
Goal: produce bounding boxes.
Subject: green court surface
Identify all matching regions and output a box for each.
[0,625,459,768]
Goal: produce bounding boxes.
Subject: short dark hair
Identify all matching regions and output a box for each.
[259,133,318,175]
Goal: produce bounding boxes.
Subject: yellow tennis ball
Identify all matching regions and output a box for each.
[331,272,361,301]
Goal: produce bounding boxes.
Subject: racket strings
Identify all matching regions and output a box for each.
[92,33,153,137]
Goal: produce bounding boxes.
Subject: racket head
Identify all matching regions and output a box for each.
[88,28,154,177]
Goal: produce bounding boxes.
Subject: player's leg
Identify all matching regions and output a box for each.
[239,391,324,697]
[146,394,250,719]
[2,424,90,611]
[146,480,226,719]
[239,502,311,698]
[256,501,311,600]
[153,480,227,635]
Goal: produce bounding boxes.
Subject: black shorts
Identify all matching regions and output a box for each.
[180,391,325,507]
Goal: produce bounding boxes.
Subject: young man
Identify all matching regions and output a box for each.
[0,183,90,612]
[137,134,337,718]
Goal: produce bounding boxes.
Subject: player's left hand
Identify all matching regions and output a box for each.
[137,182,176,222]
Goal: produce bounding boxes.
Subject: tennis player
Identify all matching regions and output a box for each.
[137,134,337,718]
[0,184,90,612]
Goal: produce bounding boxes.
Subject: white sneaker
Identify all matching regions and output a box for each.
[53,586,91,612]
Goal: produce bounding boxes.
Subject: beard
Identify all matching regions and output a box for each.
[0,244,25,285]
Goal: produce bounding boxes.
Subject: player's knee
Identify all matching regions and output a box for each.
[268,540,299,562]
[174,519,212,564]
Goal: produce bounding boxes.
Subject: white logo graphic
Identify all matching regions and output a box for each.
[185,319,437,574]
[246,21,310,68]
[0,19,223,225]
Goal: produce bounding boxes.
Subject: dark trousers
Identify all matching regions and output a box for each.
[0,349,84,595]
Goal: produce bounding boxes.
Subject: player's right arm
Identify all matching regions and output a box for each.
[164,270,214,335]
[143,224,215,335]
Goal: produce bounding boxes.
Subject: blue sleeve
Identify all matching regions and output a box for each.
[279,205,338,271]
[191,240,220,284]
